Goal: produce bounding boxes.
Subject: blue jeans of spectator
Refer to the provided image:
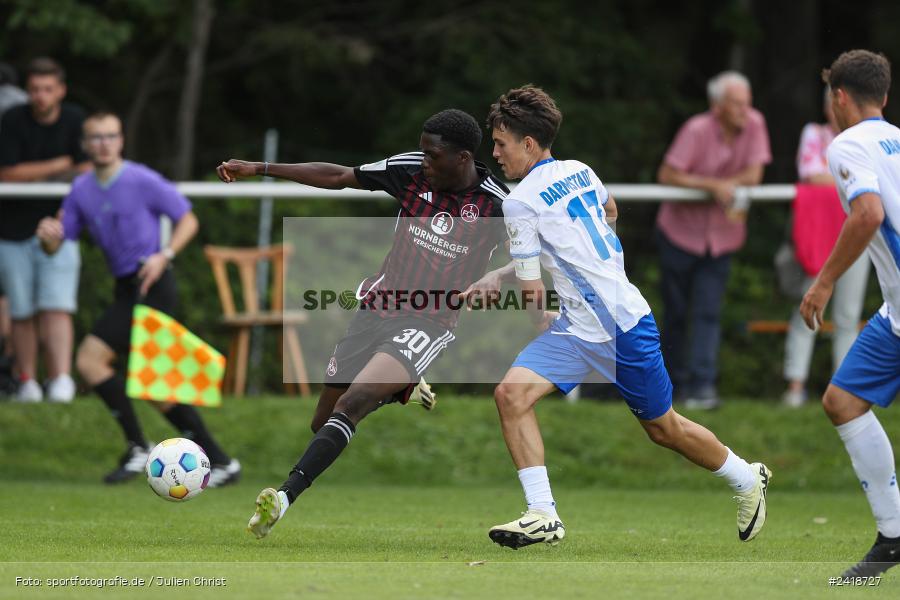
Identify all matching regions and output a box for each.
[656,229,732,397]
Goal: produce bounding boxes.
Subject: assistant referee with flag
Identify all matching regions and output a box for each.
[36,110,241,486]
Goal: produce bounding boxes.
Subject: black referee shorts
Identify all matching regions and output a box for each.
[92,269,178,356]
[324,310,455,393]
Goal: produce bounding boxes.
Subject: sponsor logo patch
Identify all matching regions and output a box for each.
[430,212,454,235]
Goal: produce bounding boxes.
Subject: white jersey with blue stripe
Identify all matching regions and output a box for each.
[504,158,650,342]
[827,117,900,336]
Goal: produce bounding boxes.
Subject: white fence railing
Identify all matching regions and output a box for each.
[0,182,798,206]
[0,181,800,402]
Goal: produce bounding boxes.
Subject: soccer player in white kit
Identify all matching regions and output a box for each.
[801,50,900,578]
[470,85,772,549]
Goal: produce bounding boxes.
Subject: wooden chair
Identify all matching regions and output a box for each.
[203,244,311,397]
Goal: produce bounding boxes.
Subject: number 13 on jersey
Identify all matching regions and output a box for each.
[566,189,621,260]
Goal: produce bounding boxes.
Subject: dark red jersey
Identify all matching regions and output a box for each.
[352,151,508,329]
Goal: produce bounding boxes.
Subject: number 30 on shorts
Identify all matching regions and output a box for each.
[392,329,431,354]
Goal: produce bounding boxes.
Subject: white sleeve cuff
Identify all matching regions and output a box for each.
[514,255,542,280]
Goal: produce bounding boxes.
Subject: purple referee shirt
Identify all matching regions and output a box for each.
[62,161,191,277]
[656,109,771,257]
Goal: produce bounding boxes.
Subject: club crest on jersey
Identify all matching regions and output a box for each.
[838,164,856,186]
[327,356,337,377]
[460,203,479,223]
[431,212,454,235]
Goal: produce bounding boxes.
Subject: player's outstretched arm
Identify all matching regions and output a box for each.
[460,259,517,310]
[217,159,362,190]
[800,192,883,331]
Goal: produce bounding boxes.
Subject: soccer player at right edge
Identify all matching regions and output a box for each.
[801,50,900,578]
[472,85,771,549]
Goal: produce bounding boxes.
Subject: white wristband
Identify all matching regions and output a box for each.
[162,247,175,261]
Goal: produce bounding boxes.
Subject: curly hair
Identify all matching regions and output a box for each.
[422,109,482,154]
[823,50,891,107]
[486,85,562,149]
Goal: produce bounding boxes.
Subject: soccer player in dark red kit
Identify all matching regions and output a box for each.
[217,109,508,538]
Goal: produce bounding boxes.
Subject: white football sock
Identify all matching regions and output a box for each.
[518,466,558,518]
[836,410,900,538]
[713,447,757,493]
[277,490,290,519]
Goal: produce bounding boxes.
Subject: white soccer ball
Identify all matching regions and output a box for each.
[146,438,211,502]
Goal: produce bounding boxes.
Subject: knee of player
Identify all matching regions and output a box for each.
[821,388,844,420]
[74,348,91,378]
[643,421,675,448]
[493,382,512,407]
[494,382,528,413]
[334,386,380,418]
[75,344,101,379]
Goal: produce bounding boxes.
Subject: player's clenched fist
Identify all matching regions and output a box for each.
[217,159,258,182]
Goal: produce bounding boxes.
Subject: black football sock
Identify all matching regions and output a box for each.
[94,375,147,447]
[162,404,230,465]
[280,412,356,503]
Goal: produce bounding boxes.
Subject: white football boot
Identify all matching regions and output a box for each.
[489,509,566,549]
[248,487,284,539]
[104,442,151,484]
[409,377,436,411]
[207,459,242,488]
[735,462,772,541]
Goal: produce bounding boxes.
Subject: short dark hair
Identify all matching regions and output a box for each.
[83,110,122,130]
[822,50,891,107]
[422,109,482,154]
[486,85,562,149]
[26,57,65,83]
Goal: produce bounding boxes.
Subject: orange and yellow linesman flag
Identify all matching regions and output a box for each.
[127,305,226,407]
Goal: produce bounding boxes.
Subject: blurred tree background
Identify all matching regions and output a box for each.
[1,0,898,397]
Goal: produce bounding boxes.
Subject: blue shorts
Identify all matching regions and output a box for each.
[0,237,80,319]
[831,311,900,407]
[512,313,673,420]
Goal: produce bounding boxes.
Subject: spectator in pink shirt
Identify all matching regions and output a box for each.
[782,88,870,407]
[656,71,772,409]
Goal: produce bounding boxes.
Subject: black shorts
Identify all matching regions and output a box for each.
[92,269,178,356]
[324,310,455,390]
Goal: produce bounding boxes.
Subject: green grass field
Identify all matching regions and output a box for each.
[1,395,898,599]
